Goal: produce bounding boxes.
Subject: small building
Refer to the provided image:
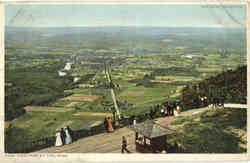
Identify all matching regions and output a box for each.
[129,120,175,153]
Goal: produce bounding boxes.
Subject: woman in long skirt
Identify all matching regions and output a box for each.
[176,105,181,114]
[55,130,63,147]
[64,126,73,145]
[107,117,114,133]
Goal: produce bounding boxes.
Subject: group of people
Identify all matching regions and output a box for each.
[198,96,224,108]
[103,117,114,133]
[55,126,74,147]
[161,101,181,117]
[199,96,208,107]
[211,97,224,107]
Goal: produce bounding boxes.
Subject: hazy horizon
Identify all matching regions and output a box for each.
[6,4,246,28]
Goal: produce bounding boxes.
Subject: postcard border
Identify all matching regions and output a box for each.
[0,1,249,162]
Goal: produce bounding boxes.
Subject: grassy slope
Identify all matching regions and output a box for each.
[7,111,105,140]
[167,107,246,153]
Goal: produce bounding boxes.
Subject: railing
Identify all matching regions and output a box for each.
[12,125,107,153]
[11,105,172,153]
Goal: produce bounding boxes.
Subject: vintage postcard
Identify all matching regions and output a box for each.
[0,0,249,162]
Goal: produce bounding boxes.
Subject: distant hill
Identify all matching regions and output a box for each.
[5,26,246,50]
[182,65,247,110]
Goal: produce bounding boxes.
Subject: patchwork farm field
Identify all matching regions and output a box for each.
[119,85,174,104]
[5,26,246,153]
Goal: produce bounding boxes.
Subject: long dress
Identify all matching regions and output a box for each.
[176,106,181,114]
[174,110,178,116]
[107,119,114,132]
[64,129,73,145]
[55,132,63,147]
[133,119,136,125]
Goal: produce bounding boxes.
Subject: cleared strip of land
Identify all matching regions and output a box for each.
[59,94,99,102]
[196,67,223,73]
[24,106,74,112]
[73,112,113,117]
[151,76,201,83]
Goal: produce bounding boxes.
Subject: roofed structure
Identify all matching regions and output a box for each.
[129,120,175,138]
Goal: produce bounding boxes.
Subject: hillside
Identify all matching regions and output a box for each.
[166,107,246,153]
[182,65,247,110]
[34,106,246,153]
[5,62,75,121]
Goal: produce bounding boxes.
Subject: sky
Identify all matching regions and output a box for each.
[5,4,246,28]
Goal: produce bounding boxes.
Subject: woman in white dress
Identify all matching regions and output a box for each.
[64,126,73,145]
[174,109,178,116]
[55,130,63,147]
[133,117,136,125]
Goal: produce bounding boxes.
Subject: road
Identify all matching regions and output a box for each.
[36,127,136,153]
[34,104,246,153]
[223,103,247,109]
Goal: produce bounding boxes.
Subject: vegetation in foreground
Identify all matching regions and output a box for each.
[167,107,247,153]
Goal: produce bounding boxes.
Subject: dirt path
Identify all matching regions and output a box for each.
[224,103,247,109]
[155,107,210,129]
[156,103,247,129]
[35,107,210,153]
[34,104,246,153]
[36,127,136,153]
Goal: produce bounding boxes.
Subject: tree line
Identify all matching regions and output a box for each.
[5,62,75,121]
[182,65,247,110]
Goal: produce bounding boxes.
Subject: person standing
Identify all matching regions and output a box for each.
[107,117,114,133]
[55,129,63,147]
[204,96,208,106]
[161,105,165,117]
[176,104,181,116]
[60,128,66,145]
[168,104,173,116]
[121,136,130,153]
[133,117,136,125]
[171,103,175,116]
[64,126,73,145]
[164,106,168,116]
[66,126,74,141]
[103,117,108,132]
[166,103,170,116]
